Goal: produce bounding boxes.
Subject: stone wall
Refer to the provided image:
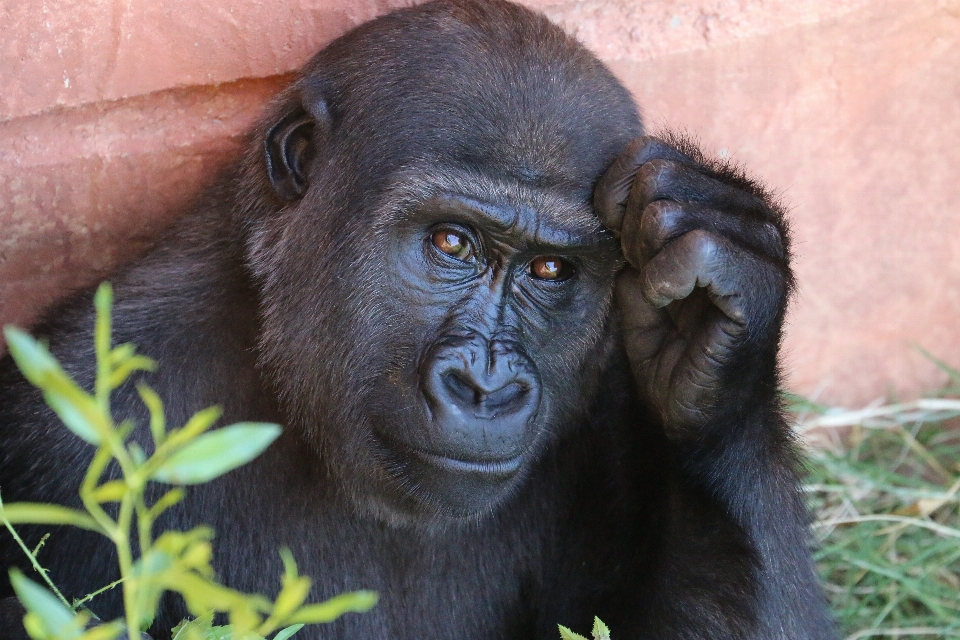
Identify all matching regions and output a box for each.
[2,0,958,406]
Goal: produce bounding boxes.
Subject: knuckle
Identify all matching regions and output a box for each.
[640,200,683,246]
[635,162,657,184]
[683,228,720,260]
[760,221,781,240]
[641,158,675,175]
[759,221,788,258]
[646,199,683,222]
[626,135,656,157]
[607,136,658,184]
[597,139,682,227]
[635,159,675,197]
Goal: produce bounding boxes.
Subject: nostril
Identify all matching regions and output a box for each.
[483,382,527,412]
[440,369,532,416]
[442,370,481,406]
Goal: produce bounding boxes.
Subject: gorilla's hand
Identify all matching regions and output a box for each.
[594,136,790,434]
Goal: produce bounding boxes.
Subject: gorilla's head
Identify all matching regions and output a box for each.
[239,0,641,522]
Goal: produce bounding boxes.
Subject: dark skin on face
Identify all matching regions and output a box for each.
[0,1,835,639]
[372,192,622,514]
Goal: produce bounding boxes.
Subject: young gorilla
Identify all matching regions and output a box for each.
[0,1,835,638]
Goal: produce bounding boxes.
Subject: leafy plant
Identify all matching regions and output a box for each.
[0,283,377,640]
[558,616,611,640]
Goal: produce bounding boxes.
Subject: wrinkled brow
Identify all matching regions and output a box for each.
[374,166,609,248]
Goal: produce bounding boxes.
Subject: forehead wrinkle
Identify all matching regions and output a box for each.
[373,165,606,246]
[525,197,602,249]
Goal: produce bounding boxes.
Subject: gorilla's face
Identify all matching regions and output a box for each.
[248,0,641,523]
[361,180,622,517]
[253,158,623,523]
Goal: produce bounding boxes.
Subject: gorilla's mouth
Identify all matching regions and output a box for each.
[406,445,523,478]
[370,427,529,518]
[375,430,524,480]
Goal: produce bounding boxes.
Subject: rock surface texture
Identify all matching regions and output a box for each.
[1,0,958,406]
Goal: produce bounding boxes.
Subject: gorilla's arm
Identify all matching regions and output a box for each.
[595,136,833,638]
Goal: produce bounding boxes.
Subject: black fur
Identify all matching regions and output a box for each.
[0,1,835,638]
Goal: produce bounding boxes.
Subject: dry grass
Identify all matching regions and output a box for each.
[793,360,960,639]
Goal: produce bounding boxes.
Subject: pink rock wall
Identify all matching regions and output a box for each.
[1,0,958,406]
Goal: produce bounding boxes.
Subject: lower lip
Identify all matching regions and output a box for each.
[411,449,523,476]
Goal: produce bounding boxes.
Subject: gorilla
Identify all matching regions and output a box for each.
[0,1,836,638]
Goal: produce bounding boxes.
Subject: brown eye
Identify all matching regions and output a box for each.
[529,256,571,281]
[431,229,474,262]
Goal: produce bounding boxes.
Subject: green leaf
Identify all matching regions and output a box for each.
[131,548,175,631]
[107,355,156,390]
[9,568,85,640]
[93,283,113,365]
[129,442,147,466]
[152,423,281,485]
[272,575,311,620]
[108,342,136,368]
[208,626,239,640]
[171,612,214,640]
[270,549,311,621]
[286,590,379,624]
[4,327,108,444]
[1,502,103,533]
[137,383,166,446]
[170,617,238,640]
[558,625,589,640]
[78,621,124,640]
[90,480,128,503]
[280,547,299,580]
[170,406,224,446]
[174,572,267,617]
[43,389,105,445]
[147,488,185,520]
[4,326,63,387]
[591,617,611,640]
[151,528,215,578]
[274,624,304,640]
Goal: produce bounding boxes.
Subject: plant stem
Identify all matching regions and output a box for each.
[116,493,140,636]
[93,283,113,416]
[72,577,127,609]
[80,447,121,533]
[0,493,73,609]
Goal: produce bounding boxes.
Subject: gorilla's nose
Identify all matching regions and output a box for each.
[421,338,541,462]
[441,368,530,418]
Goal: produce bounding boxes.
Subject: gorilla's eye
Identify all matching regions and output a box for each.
[529,256,572,281]
[432,230,475,262]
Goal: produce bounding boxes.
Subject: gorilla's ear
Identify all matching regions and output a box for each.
[265,99,329,201]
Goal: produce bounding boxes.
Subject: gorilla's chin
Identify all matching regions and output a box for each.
[372,430,529,519]
[408,453,526,518]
